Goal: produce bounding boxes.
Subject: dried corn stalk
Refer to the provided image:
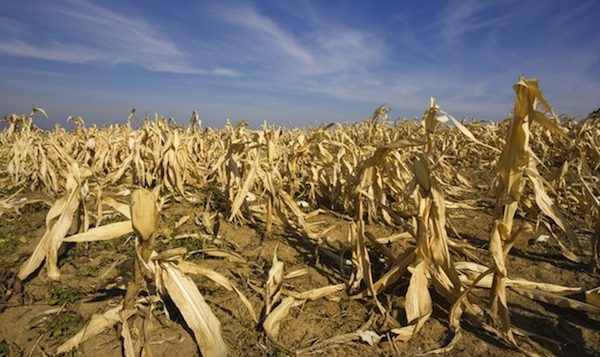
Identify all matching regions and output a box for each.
[489,76,574,334]
[17,163,92,281]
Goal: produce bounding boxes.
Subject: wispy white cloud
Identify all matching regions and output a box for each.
[217,6,315,67]
[210,4,385,75]
[0,16,29,36]
[203,3,516,116]
[296,0,599,118]
[438,0,511,44]
[0,0,236,76]
[0,41,102,63]
[0,65,76,78]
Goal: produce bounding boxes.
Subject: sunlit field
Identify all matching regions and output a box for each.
[0,77,598,356]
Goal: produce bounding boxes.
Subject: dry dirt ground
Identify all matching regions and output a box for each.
[0,191,598,356]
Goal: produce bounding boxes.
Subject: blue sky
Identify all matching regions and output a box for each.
[0,0,599,128]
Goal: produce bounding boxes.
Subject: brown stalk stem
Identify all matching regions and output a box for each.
[124,234,156,310]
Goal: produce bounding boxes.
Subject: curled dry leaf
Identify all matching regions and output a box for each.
[160,262,228,357]
[266,248,284,314]
[63,220,133,242]
[178,260,258,323]
[57,305,123,354]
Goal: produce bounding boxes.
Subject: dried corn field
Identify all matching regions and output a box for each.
[0,77,599,356]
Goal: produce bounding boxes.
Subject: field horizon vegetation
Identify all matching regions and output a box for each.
[0,76,599,356]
